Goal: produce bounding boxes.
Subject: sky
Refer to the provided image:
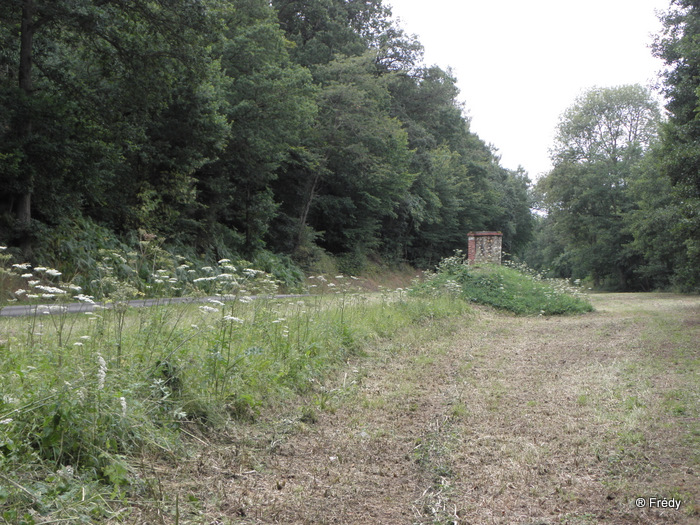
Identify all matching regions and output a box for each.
[386,0,670,180]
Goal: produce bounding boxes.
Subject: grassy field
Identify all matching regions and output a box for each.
[0,259,697,523]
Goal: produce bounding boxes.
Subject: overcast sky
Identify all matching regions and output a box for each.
[387,0,669,180]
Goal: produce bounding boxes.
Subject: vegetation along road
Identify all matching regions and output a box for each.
[149,292,698,524]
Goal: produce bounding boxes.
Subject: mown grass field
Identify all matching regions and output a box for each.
[147,293,698,525]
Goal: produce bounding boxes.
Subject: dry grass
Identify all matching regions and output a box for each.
[128,293,699,524]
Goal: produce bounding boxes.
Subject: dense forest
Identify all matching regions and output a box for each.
[0,0,698,291]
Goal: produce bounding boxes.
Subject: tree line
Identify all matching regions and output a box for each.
[526,0,699,292]
[0,0,533,274]
[2,0,697,292]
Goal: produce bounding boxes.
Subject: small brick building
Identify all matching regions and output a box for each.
[467,231,503,265]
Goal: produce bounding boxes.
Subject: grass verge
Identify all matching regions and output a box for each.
[0,280,469,523]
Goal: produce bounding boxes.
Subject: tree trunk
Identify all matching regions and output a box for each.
[297,171,320,249]
[17,0,35,254]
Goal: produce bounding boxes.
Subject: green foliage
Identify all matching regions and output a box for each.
[413,252,593,315]
[647,0,700,290]
[528,3,700,292]
[532,85,664,290]
[0,0,536,273]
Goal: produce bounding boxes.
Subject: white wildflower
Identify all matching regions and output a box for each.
[14,289,27,295]
[243,268,259,277]
[223,316,244,324]
[34,267,47,272]
[73,342,83,347]
[120,397,127,417]
[218,258,231,264]
[74,294,95,303]
[238,296,253,303]
[21,273,32,278]
[35,285,66,294]
[28,280,39,286]
[26,294,39,299]
[45,269,62,277]
[201,266,214,272]
[97,355,107,390]
[0,246,6,251]
[0,418,13,425]
[12,263,31,270]
[208,299,225,306]
[199,305,219,314]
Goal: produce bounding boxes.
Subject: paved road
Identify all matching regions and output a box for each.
[0,294,308,318]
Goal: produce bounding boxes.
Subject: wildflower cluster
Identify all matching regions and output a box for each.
[6,262,95,305]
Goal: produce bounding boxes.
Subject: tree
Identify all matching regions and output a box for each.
[551,85,660,165]
[0,0,228,253]
[304,53,414,257]
[536,85,661,288]
[193,0,316,255]
[647,0,700,289]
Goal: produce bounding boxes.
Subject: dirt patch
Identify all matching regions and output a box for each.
[145,293,699,524]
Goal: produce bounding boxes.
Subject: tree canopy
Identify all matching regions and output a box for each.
[2,0,694,291]
[529,0,700,293]
[0,0,533,274]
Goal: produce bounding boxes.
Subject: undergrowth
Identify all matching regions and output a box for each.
[412,251,593,315]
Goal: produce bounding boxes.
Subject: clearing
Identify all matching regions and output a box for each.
[146,293,699,524]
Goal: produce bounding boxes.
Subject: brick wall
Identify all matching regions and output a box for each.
[467,231,503,264]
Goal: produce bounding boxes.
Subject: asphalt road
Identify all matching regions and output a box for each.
[0,294,308,318]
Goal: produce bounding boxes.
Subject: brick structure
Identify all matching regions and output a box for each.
[467,231,503,265]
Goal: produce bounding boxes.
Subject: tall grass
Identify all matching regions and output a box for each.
[0,252,469,522]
